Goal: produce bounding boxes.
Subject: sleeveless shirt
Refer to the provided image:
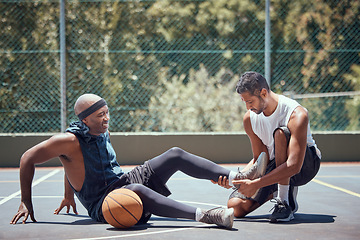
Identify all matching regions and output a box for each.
[249,95,321,160]
[66,121,124,221]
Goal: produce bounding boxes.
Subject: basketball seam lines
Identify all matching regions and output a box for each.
[108,194,141,222]
[104,199,128,228]
[112,192,143,211]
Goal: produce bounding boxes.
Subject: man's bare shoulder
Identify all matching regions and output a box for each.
[243,110,256,136]
[288,106,309,131]
[290,106,308,122]
[48,133,81,159]
[243,110,251,122]
[49,132,79,145]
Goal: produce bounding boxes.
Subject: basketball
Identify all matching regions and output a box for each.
[102,188,143,229]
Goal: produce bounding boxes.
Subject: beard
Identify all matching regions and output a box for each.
[251,97,265,114]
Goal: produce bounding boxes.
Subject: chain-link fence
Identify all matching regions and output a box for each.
[0,0,359,133]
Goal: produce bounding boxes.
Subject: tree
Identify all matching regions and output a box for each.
[344,63,360,130]
[1,0,359,132]
[145,64,245,132]
[0,1,60,132]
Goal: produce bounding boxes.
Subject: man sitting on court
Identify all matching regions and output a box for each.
[10,93,267,229]
[224,72,321,223]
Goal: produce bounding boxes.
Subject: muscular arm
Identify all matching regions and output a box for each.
[54,174,78,215]
[237,107,309,196]
[243,111,269,162]
[64,174,75,199]
[212,111,268,188]
[11,133,78,224]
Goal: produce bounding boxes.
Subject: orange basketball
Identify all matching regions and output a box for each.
[102,188,143,229]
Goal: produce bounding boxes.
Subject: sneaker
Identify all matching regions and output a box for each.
[199,207,234,229]
[235,152,268,180]
[289,185,298,214]
[269,198,294,223]
[233,152,268,198]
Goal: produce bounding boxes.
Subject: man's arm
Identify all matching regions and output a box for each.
[243,111,269,163]
[10,133,75,224]
[212,111,268,188]
[235,107,309,197]
[54,174,78,215]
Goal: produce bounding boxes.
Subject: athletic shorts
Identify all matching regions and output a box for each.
[97,161,171,223]
[229,126,321,205]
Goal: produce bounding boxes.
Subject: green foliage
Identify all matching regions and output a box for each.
[0,1,60,132]
[0,0,359,132]
[145,64,245,132]
[294,0,360,93]
[343,63,360,130]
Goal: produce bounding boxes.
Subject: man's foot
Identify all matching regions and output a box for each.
[233,152,268,198]
[289,185,298,214]
[235,152,268,181]
[269,198,294,223]
[248,152,268,180]
[199,207,234,229]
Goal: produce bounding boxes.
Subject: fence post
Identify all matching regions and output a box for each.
[60,0,67,132]
[265,0,271,87]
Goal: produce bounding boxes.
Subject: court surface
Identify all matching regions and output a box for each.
[1,162,359,240]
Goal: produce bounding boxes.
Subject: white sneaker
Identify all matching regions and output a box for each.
[248,152,268,180]
[235,152,268,180]
[199,207,234,230]
[233,152,268,198]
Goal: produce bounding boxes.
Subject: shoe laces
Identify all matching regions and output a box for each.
[241,162,258,180]
[235,168,245,179]
[269,198,287,213]
[232,169,245,190]
[200,207,223,224]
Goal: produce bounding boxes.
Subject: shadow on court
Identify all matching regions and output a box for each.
[0,163,359,240]
[238,213,336,224]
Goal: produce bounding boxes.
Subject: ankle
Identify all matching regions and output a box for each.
[195,208,204,222]
[278,184,289,203]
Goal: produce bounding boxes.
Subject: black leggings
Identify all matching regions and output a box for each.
[125,147,230,220]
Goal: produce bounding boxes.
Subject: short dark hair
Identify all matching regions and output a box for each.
[235,72,269,96]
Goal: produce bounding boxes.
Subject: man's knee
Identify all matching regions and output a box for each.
[228,198,256,218]
[273,127,290,145]
[163,147,187,161]
[274,129,286,143]
[168,147,185,156]
[124,184,147,196]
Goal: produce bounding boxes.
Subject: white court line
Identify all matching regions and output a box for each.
[69,200,225,240]
[0,169,61,205]
[0,196,63,199]
[178,200,226,208]
[69,224,210,240]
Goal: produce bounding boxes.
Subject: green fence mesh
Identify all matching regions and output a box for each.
[0,0,359,133]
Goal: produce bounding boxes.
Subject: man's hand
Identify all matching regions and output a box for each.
[54,198,78,215]
[233,179,258,198]
[211,176,232,189]
[10,201,36,224]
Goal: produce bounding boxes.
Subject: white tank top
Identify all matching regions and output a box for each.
[249,95,321,160]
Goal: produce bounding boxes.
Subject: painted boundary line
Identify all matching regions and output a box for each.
[69,224,210,240]
[69,200,225,240]
[312,178,360,198]
[179,200,226,208]
[0,169,61,206]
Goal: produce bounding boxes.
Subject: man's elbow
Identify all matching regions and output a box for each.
[19,150,35,168]
[288,161,302,176]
